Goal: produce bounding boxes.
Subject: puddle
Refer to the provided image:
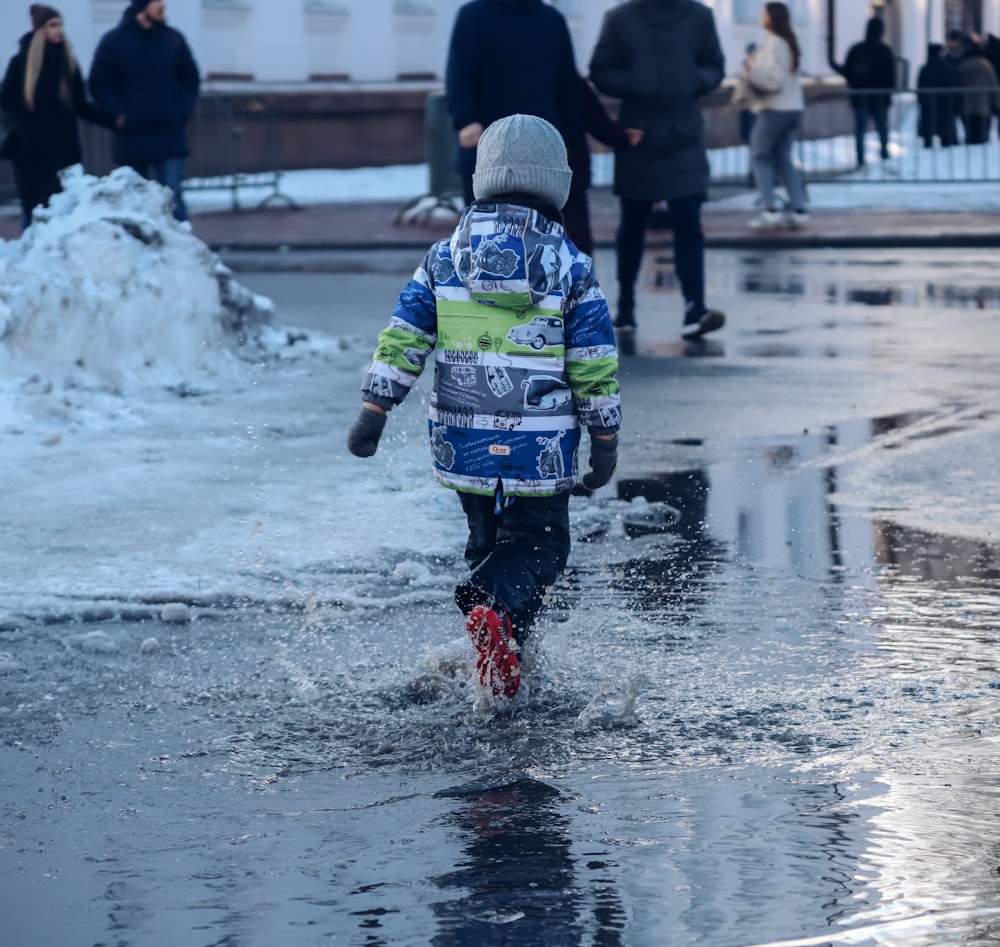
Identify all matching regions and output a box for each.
[701,250,1000,310]
[925,283,1000,308]
[602,407,997,582]
[4,247,1000,946]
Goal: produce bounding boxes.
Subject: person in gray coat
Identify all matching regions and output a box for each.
[589,0,725,344]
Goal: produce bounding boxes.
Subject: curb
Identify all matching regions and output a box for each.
[208,232,1000,256]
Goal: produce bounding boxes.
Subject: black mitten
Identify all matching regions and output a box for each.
[582,434,619,490]
[346,407,387,457]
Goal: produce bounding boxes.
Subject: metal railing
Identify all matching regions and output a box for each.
[708,86,1000,185]
[2,86,998,212]
[0,93,298,210]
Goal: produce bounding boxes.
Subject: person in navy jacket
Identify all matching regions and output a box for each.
[445,0,582,208]
[89,0,200,221]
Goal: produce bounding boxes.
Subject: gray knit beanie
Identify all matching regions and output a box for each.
[472,114,572,210]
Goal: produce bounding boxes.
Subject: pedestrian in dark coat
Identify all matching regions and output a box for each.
[89,0,200,221]
[562,76,641,257]
[444,0,582,206]
[946,32,1000,146]
[0,5,112,230]
[589,0,726,343]
[916,43,958,148]
[836,18,896,167]
[986,34,1000,84]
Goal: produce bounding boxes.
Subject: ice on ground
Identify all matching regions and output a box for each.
[0,166,462,620]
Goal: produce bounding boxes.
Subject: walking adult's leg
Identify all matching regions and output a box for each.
[615,198,652,326]
[967,115,988,145]
[153,156,189,222]
[668,192,707,318]
[13,160,36,231]
[13,160,60,231]
[853,106,868,166]
[772,112,808,213]
[749,111,778,210]
[874,104,890,159]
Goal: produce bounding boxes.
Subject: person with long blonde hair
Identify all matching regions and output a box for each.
[0,5,112,230]
[739,1,809,230]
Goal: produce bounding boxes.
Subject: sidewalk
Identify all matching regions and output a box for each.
[186,186,1000,252]
[2,184,999,250]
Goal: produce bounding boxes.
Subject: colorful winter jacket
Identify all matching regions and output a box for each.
[360,202,622,497]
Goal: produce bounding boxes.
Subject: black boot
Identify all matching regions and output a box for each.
[682,300,725,341]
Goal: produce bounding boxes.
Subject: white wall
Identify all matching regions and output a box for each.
[0,0,966,88]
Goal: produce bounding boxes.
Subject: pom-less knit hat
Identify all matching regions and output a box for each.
[472,114,572,210]
[30,4,61,30]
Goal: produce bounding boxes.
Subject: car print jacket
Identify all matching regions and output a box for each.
[360,201,622,497]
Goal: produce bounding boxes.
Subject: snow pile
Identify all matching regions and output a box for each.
[0,165,274,396]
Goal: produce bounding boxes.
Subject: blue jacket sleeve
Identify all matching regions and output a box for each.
[563,258,622,433]
[360,248,440,407]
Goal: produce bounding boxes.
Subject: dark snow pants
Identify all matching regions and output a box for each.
[454,490,571,639]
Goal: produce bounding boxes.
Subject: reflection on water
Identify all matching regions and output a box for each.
[717,251,1000,310]
[742,272,806,296]
[611,471,726,618]
[613,408,997,582]
[843,287,900,306]
[875,520,1000,583]
[431,777,626,946]
[4,410,1000,943]
[594,407,1000,946]
[926,283,1000,309]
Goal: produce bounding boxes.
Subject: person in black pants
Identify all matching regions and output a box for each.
[589,0,726,344]
[835,18,896,167]
[0,4,112,230]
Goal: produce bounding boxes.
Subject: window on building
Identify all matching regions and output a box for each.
[733,0,756,22]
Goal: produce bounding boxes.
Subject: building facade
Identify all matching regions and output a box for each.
[2,1,996,90]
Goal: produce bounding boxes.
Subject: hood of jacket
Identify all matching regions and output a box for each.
[450,202,576,311]
[118,8,166,30]
[864,18,885,43]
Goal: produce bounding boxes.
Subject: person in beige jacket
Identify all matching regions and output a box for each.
[736,2,808,229]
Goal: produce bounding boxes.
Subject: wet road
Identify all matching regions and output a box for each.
[2,247,1000,946]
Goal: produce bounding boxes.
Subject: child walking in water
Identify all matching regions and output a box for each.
[347,114,622,700]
